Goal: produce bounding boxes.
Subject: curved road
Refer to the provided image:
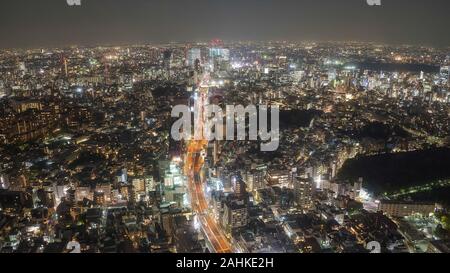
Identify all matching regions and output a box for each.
[184,81,231,253]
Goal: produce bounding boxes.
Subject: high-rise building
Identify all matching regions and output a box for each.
[187,48,201,68]
[64,57,68,77]
[209,47,230,72]
[209,48,230,61]
[244,168,267,192]
[132,178,146,194]
[0,173,10,190]
[145,176,155,192]
[294,177,314,211]
[223,200,248,232]
[232,176,247,198]
[120,71,134,90]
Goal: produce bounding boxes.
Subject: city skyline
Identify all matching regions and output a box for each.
[1,0,450,257]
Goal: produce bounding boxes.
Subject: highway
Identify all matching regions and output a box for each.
[183,78,231,253]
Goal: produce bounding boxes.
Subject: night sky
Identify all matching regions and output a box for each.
[0,0,449,48]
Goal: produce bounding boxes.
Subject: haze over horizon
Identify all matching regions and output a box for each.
[0,0,450,49]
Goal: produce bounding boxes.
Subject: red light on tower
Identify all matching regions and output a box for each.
[210,39,223,47]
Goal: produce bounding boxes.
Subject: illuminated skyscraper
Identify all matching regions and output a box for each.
[64,58,68,77]
[187,48,201,68]
[223,200,248,232]
[209,47,230,72]
[209,48,230,61]
[294,177,314,211]
[232,176,247,198]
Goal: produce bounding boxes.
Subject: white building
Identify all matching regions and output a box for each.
[187,48,201,68]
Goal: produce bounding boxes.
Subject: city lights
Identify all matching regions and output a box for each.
[0,0,449,258]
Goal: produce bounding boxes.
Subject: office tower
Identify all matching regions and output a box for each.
[223,200,248,232]
[209,47,230,72]
[245,168,267,192]
[187,48,201,68]
[209,48,230,61]
[232,176,247,198]
[145,176,155,192]
[132,178,146,194]
[294,177,315,211]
